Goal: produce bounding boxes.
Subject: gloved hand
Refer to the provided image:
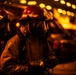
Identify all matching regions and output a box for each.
[29,61,44,67]
[44,55,58,69]
[10,65,28,75]
[28,61,44,74]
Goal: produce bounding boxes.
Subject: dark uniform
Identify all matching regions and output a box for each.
[0,5,58,75]
[0,29,52,75]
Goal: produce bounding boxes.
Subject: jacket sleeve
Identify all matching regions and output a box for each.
[0,41,28,75]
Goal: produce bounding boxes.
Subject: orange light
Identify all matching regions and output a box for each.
[72,4,76,9]
[46,5,52,10]
[27,1,37,5]
[54,0,59,1]
[66,2,71,7]
[16,22,20,27]
[70,12,74,16]
[62,10,66,15]
[39,3,45,8]
[60,0,65,4]
[66,11,71,16]
[58,8,62,13]
[20,0,27,4]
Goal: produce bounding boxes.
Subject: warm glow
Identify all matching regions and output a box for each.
[58,17,76,30]
[54,0,59,1]
[60,39,68,43]
[62,10,66,14]
[58,16,70,28]
[53,8,60,19]
[46,5,52,10]
[72,4,76,9]
[72,25,76,30]
[9,2,12,4]
[60,0,65,4]
[66,2,71,7]
[3,1,7,4]
[0,15,3,20]
[50,22,55,28]
[58,8,62,13]
[62,24,72,29]
[59,17,69,24]
[39,3,45,8]
[27,1,37,5]
[62,23,76,30]
[20,0,27,4]
[66,11,71,16]
[53,8,76,30]
[50,34,59,39]
[40,61,43,66]
[70,12,74,17]
[16,22,20,27]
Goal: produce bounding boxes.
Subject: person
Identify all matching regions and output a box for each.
[0,5,58,75]
[0,8,14,74]
[0,8,14,54]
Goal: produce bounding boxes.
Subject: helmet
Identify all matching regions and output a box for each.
[22,5,44,18]
[18,5,47,34]
[19,5,46,22]
[18,5,53,37]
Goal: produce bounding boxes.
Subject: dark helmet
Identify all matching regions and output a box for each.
[18,5,46,23]
[22,5,44,18]
[21,5,52,20]
[18,5,47,34]
[18,5,51,34]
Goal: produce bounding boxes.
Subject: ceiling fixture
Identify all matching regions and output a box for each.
[20,0,27,4]
[27,1,37,5]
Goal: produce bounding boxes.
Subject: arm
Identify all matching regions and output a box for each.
[0,41,28,75]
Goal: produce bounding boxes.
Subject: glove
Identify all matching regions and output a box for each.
[28,61,44,74]
[44,55,58,69]
[10,65,28,75]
